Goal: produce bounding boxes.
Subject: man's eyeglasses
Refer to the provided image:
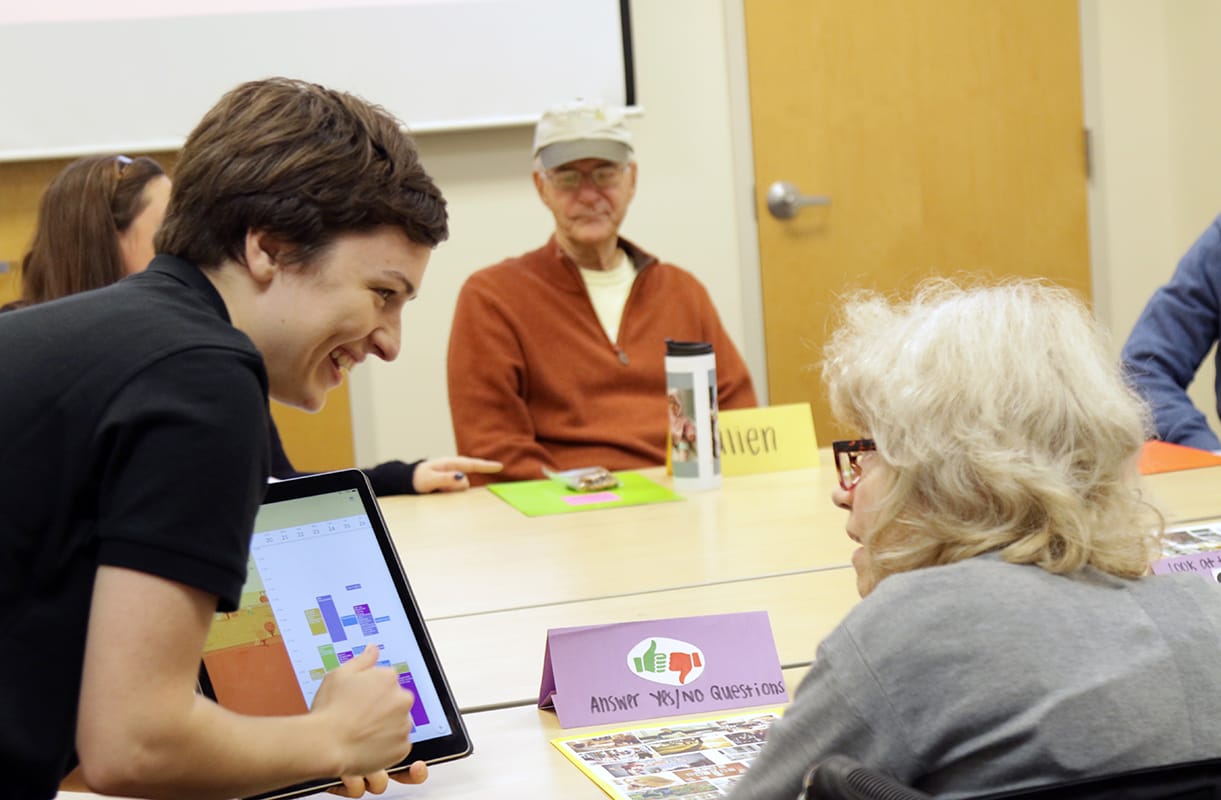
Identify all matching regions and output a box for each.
[545,163,628,192]
[832,439,876,491]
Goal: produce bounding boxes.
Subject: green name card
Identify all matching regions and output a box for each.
[719,403,819,476]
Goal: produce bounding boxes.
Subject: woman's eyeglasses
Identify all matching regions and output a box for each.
[832,439,876,491]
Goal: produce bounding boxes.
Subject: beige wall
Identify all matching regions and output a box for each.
[354,0,1221,466]
[352,1,757,465]
[1084,0,1221,443]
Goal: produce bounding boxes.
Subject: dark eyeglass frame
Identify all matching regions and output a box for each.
[832,438,876,491]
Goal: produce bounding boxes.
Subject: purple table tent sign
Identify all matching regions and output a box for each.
[538,611,788,728]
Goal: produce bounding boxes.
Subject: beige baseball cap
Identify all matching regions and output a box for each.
[532,99,633,169]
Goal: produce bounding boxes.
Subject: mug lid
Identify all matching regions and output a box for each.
[665,339,713,356]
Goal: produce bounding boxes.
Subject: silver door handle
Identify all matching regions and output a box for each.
[766,181,831,220]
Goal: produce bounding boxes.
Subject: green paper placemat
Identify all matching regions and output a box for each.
[487,471,682,516]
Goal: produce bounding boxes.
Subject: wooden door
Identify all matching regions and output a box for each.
[744,0,1091,443]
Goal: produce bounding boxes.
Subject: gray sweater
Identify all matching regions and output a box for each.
[728,554,1221,799]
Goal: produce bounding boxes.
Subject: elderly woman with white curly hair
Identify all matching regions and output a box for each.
[728,280,1221,800]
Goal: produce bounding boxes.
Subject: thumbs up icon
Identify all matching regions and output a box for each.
[627,636,706,686]
[633,639,667,673]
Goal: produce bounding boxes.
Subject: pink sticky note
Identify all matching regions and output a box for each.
[538,611,787,728]
[562,491,621,507]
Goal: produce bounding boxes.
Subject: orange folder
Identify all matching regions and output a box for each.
[1138,440,1221,475]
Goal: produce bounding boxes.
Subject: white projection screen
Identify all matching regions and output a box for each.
[0,0,635,161]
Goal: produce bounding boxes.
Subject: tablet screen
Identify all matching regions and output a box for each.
[199,472,470,800]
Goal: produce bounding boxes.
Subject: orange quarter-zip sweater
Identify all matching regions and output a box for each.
[447,236,757,483]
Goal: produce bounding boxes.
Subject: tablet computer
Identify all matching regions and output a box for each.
[198,469,472,800]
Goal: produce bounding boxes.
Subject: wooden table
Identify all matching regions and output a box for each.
[378,665,812,800]
[430,568,858,710]
[57,668,812,800]
[1141,464,1221,526]
[403,460,1221,710]
[55,457,1221,799]
[379,459,1221,622]
[382,463,853,620]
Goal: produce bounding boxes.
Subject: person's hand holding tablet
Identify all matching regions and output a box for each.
[309,645,429,796]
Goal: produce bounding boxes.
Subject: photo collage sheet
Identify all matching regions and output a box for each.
[1154,520,1221,580]
[553,709,783,800]
[1160,521,1221,558]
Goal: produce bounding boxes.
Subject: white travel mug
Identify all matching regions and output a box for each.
[665,339,721,491]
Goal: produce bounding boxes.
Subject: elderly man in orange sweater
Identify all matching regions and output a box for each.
[447,99,757,484]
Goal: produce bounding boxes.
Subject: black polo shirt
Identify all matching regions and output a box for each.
[0,256,270,798]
